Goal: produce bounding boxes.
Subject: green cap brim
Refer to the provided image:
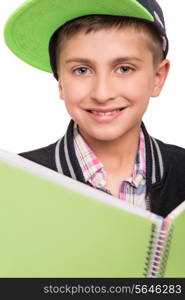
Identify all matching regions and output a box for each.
[4,0,154,74]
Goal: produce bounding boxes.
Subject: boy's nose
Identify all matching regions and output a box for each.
[90,75,116,103]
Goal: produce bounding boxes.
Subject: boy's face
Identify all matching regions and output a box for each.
[58,27,169,145]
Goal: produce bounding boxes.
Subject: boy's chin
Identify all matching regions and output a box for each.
[83,129,128,143]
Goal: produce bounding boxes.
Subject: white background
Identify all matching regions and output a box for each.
[0,0,185,153]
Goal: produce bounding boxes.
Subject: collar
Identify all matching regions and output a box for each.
[141,122,165,193]
[73,123,104,186]
[54,119,165,194]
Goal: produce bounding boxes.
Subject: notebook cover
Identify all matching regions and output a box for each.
[0,152,161,277]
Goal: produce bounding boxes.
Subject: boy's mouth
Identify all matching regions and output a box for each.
[85,107,126,123]
[86,108,124,116]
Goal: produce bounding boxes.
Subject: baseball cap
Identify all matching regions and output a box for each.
[4,0,168,79]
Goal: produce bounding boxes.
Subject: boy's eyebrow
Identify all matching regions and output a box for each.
[65,57,143,65]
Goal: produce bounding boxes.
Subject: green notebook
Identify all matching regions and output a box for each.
[0,149,184,278]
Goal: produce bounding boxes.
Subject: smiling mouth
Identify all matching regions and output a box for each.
[86,108,124,116]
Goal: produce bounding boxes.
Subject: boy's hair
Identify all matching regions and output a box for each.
[50,14,165,79]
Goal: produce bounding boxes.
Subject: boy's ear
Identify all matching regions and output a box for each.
[151,59,170,97]
[58,80,64,100]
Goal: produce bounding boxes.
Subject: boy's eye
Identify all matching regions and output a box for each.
[73,67,90,75]
[117,66,133,74]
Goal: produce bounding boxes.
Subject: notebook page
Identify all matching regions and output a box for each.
[162,201,185,277]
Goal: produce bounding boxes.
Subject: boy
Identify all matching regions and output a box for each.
[4,0,185,217]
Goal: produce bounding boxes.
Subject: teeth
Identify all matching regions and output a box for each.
[91,109,120,116]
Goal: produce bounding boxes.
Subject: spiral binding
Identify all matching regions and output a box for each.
[143,223,157,277]
[143,223,173,277]
[157,225,173,277]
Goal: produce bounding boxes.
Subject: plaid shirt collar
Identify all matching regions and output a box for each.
[73,123,146,189]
